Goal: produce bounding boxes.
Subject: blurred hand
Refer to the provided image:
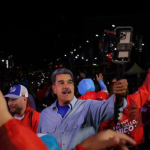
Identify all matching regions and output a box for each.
[96,73,103,82]
[0,91,12,127]
[112,79,128,96]
[80,129,136,150]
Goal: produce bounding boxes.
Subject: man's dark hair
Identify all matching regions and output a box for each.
[51,68,74,85]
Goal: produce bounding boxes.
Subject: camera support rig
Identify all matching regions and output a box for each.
[102,26,133,124]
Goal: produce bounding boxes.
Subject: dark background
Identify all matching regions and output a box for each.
[1,3,150,70]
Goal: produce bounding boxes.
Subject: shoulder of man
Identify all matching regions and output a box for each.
[26,105,40,117]
[40,104,55,115]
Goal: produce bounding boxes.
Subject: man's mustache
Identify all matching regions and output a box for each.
[62,89,71,94]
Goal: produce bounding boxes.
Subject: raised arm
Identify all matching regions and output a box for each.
[96,73,108,91]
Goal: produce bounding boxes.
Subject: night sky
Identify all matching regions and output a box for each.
[1,4,150,69]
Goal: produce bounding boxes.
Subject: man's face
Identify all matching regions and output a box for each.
[52,74,74,106]
[8,97,25,114]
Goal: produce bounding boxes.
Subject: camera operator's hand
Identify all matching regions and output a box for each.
[79,129,136,150]
[112,79,128,97]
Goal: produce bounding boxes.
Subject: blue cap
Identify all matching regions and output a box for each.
[4,85,28,99]
[77,79,95,95]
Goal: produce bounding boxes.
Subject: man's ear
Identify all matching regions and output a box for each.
[52,85,56,94]
[23,97,27,104]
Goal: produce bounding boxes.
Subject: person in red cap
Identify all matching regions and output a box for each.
[4,84,40,133]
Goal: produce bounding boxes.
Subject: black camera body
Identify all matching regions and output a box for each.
[102,26,133,64]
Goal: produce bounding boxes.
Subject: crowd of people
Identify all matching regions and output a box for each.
[0,67,150,150]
